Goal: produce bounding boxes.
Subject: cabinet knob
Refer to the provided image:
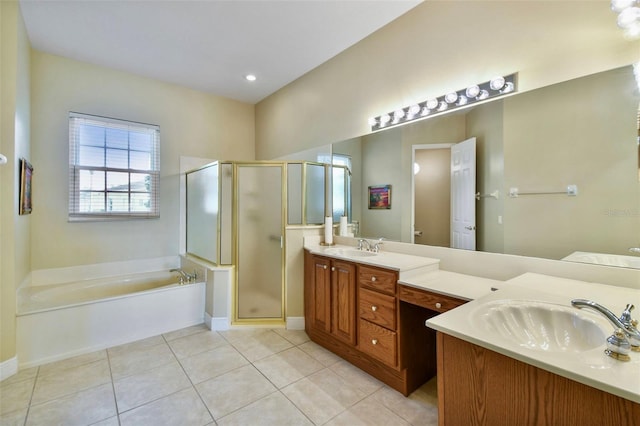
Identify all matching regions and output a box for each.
[435,302,442,309]
[371,305,378,312]
[323,265,327,270]
[371,276,377,282]
[331,267,336,271]
[372,339,378,345]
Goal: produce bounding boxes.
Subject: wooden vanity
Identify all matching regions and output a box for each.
[304,250,465,396]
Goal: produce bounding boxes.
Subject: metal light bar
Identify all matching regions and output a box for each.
[369,73,518,132]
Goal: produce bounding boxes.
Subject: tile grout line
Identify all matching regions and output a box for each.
[20,365,39,426]
[104,347,122,425]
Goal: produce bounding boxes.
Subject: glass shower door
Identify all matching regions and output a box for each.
[236,164,284,321]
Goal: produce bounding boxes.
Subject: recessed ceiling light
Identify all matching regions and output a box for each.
[245,74,257,82]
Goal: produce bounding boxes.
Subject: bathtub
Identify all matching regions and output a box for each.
[17,270,206,368]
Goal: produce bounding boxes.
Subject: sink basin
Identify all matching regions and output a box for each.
[324,248,378,258]
[473,300,607,353]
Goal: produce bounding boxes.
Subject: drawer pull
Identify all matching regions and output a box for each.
[331,267,336,271]
[372,339,378,345]
[323,265,327,269]
[371,305,378,312]
[371,276,377,282]
[435,302,442,309]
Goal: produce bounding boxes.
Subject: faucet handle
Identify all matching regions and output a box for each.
[620,304,635,323]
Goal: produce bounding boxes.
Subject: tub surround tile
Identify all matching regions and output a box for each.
[119,388,212,426]
[195,364,277,419]
[38,350,107,377]
[168,330,228,359]
[180,345,249,384]
[163,323,209,341]
[114,360,191,413]
[25,383,116,426]
[109,341,176,380]
[31,359,111,406]
[253,347,324,389]
[217,392,313,426]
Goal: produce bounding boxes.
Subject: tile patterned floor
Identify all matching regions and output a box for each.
[0,325,438,425]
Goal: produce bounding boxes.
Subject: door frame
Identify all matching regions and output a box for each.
[410,144,454,244]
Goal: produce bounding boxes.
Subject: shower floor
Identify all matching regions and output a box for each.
[238,289,282,319]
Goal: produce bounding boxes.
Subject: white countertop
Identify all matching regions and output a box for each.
[427,272,640,404]
[305,243,440,277]
[398,270,503,301]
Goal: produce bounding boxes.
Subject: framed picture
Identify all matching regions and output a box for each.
[368,184,391,209]
[19,158,33,215]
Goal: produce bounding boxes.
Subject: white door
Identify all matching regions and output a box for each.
[450,137,476,250]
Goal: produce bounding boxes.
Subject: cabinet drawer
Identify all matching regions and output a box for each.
[398,285,466,313]
[359,287,396,330]
[359,319,397,367]
[358,265,397,295]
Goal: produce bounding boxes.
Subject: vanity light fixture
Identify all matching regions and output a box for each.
[368,73,518,131]
[611,0,640,38]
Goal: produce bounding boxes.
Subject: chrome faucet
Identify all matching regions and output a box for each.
[371,238,384,253]
[357,238,372,251]
[170,268,197,284]
[571,299,640,359]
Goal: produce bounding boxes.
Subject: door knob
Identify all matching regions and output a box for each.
[372,339,378,345]
[465,225,476,230]
[371,305,378,312]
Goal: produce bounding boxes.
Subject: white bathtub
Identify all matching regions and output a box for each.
[17,270,206,368]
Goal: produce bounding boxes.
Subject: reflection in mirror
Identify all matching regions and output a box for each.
[330,65,640,266]
[186,162,218,263]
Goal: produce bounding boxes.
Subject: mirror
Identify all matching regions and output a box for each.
[325,65,640,266]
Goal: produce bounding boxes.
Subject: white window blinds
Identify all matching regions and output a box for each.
[68,112,160,220]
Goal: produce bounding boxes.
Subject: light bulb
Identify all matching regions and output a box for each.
[413,162,421,175]
[502,82,515,93]
[611,0,636,13]
[466,85,480,98]
[489,76,506,91]
[624,20,640,38]
[368,117,378,127]
[618,7,640,29]
[380,114,391,125]
[407,104,421,118]
[437,101,448,112]
[426,98,439,110]
[393,109,405,123]
[444,92,458,104]
[457,95,468,106]
[477,90,489,100]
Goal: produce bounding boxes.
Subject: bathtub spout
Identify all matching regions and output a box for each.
[170,268,189,283]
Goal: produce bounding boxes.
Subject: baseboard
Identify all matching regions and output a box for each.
[286,316,305,330]
[0,357,18,382]
[210,315,230,331]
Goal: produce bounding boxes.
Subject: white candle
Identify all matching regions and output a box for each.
[324,216,333,245]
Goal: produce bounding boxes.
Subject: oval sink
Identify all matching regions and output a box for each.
[473,300,607,353]
[324,248,378,258]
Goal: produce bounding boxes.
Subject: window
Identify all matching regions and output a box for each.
[68,112,160,220]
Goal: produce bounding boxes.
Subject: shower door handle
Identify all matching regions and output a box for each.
[268,234,284,248]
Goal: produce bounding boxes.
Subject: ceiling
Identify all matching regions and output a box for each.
[19,0,421,104]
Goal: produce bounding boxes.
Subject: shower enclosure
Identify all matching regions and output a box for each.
[185,160,344,325]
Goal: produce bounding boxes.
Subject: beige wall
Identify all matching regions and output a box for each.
[256,1,638,160]
[30,52,255,269]
[467,100,505,254]
[1,1,31,364]
[504,67,640,259]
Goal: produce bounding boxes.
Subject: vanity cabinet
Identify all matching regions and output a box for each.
[437,332,640,425]
[304,250,458,396]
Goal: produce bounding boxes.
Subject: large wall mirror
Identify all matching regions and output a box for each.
[289,65,640,269]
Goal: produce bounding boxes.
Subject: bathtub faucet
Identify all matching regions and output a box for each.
[170,268,197,284]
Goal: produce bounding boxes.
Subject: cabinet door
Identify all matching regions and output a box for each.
[310,256,331,333]
[331,260,357,345]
